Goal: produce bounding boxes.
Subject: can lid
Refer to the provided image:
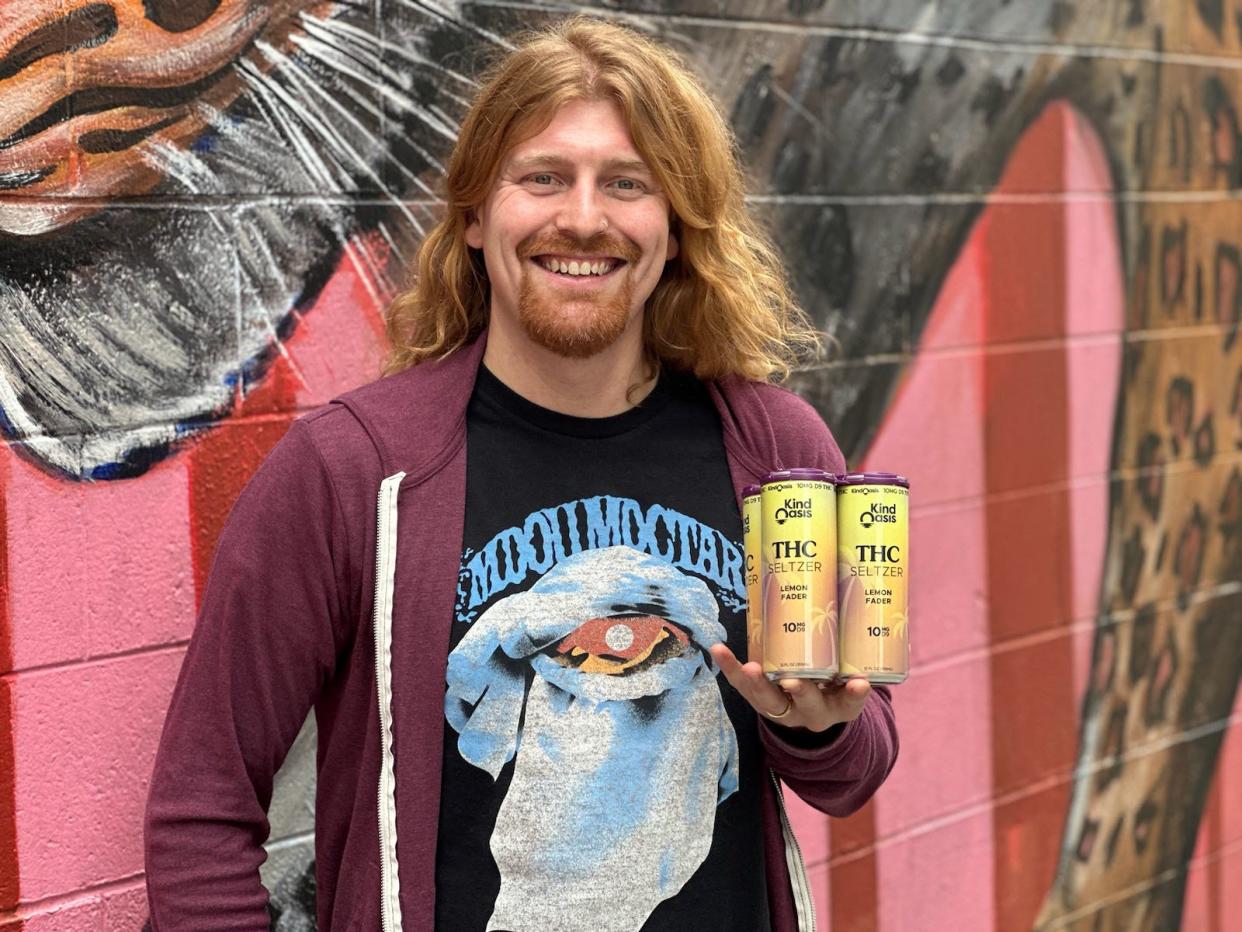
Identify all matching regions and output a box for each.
[835,471,910,488]
[762,468,835,484]
[742,484,762,497]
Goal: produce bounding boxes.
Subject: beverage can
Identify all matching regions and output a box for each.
[741,484,763,665]
[760,469,838,680]
[836,472,910,684]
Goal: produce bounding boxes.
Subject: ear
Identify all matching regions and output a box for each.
[665,228,679,261]
[465,210,484,249]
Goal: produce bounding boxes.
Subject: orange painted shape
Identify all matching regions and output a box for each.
[983,107,1067,344]
[829,846,879,932]
[187,361,299,604]
[981,346,1073,494]
[992,781,1073,928]
[984,488,1074,642]
[984,103,1078,932]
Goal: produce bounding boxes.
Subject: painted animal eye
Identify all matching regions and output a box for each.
[554,615,690,675]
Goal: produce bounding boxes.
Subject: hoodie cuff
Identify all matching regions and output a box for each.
[760,715,853,757]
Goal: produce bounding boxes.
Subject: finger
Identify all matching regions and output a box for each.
[779,678,837,730]
[712,644,796,717]
[777,677,872,730]
[709,642,744,678]
[844,678,873,703]
[816,677,872,724]
[812,676,872,700]
[710,644,771,698]
[844,679,873,718]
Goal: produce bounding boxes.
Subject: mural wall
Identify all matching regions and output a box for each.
[1,1,1239,929]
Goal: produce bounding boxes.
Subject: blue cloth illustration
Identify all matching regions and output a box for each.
[445,545,740,932]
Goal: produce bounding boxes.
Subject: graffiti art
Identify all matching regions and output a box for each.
[1,1,1238,929]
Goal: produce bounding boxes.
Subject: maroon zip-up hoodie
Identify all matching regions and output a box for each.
[144,331,899,931]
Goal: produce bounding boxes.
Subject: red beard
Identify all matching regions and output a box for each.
[516,231,641,358]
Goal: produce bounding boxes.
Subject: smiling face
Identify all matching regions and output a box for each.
[465,98,679,359]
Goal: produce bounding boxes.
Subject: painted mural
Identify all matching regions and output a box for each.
[0,1,1238,930]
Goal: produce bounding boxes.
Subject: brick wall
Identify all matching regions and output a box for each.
[1,2,1238,929]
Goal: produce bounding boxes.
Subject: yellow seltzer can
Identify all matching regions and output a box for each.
[837,472,910,684]
[761,469,838,680]
[742,485,764,665]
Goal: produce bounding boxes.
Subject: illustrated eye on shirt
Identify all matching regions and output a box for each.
[553,615,690,675]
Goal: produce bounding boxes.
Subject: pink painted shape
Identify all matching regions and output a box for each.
[101,882,151,930]
[875,809,997,931]
[807,860,831,932]
[808,101,1124,928]
[1062,107,1124,707]
[1180,838,1213,932]
[1186,717,1242,888]
[6,451,195,672]
[864,234,986,509]
[4,456,87,667]
[1067,480,1111,697]
[19,900,103,932]
[795,185,995,917]
[1063,110,1126,338]
[289,237,390,409]
[781,784,829,868]
[860,188,993,844]
[14,883,146,932]
[1225,846,1242,931]
[919,229,987,352]
[872,654,993,840]
[1232,693,1242,849]
[13,648,184,902]
[907,503,989,667]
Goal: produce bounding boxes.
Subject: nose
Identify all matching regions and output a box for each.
[554,178,608,240]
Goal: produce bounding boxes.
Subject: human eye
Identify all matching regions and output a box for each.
[610,177,647,196]
[525,172,560,188]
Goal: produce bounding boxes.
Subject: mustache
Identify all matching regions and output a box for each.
[516,231,641,263]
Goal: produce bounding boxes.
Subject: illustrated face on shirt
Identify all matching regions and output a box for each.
[464,98,680,359]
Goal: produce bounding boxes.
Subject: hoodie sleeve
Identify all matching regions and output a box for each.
[757,384,900,816]
[145,418,355,930]
[760,686,899,816]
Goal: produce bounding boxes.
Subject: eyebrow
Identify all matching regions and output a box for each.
[508,153,654,176]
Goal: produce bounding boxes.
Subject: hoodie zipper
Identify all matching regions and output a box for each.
[771,769,816,932]
[373,472,407,932]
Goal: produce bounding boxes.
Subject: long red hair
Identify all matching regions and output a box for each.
[383,15,821,382]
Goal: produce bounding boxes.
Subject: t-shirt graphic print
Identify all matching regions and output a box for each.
[435,367,768,932]
[448,535,737,930]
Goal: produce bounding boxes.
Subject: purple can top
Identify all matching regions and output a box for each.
[762,468,835,484]
[742,484,762,498]
[835,471,910,489]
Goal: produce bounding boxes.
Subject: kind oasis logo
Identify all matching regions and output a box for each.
[774,496,814,525]
[859,501,898,528]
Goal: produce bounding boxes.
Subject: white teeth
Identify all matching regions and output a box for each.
[540,258,616,276]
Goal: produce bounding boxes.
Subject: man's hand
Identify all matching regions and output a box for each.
[709,643,871,733]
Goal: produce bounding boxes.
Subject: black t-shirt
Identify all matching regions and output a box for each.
[434,364,770,932]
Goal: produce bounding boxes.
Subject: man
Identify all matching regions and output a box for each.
[145,16,898,932]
